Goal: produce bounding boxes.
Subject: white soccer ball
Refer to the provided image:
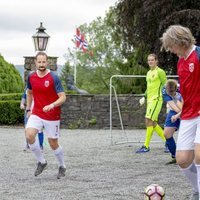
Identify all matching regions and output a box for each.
[144,184,165,200]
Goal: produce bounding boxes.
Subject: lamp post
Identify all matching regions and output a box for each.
[23,22,58,82]
[32,22,50,52]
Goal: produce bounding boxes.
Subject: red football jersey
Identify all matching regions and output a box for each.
[178,46,200,120]
[27,71,64,120]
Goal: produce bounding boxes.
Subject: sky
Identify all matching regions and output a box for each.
[0,0,117,65]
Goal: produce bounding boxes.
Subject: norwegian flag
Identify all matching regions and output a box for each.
[75,28,88,52]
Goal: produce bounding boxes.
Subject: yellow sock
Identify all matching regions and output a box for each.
[154,124,166,142]
[144,126,154,148]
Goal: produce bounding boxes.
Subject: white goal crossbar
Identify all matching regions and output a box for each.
[109,74,178,145]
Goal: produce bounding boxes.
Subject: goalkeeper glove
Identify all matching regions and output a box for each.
[139,97,145,106]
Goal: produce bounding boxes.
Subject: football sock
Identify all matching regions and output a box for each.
[54,146,65,167]
[144,126,154,148]
[154,124,166,142]
[195,164,200,193]
[166,137,176,157]
[29,140,46,164]
[38,132,44,148]
[181,162,198,193]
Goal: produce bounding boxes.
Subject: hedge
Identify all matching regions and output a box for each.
[0,93,24,125]
[0,93,22,101]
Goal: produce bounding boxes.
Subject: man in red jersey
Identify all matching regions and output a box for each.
[161,25,200,200]
[25,52,66,179]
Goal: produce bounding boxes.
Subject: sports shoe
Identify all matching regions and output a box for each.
[136,146,150,153]
[34,161,47,176]
[23,143,30,152]
[57,166,66,179]
[165,157,176,165]
[190,192,199,200]
[164,144,170,153]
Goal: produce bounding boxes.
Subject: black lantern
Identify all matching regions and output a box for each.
[32,22,50,51]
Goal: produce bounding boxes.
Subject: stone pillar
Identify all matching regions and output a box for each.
[23,56,58,82]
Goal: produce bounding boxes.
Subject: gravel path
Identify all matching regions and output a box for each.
[0,127,191,200]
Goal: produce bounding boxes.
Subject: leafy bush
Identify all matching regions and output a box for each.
[0,93,22,101]
[0,100,24,125]
[0,55,24,93]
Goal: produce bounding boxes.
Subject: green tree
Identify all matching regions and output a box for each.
[0,55,24,93]
[117,0,200,74]
[61,7,147,94]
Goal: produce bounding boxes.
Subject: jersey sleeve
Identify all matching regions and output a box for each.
[158,68,167,87]
[22,90,26,100]
[27,75,32,90]
[176,92,182,101]
[162,86,173,102]
[195,46,200,60]
[51,72,64,93]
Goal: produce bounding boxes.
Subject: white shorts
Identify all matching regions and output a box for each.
[176,116,200,150]
[26,115,60,139]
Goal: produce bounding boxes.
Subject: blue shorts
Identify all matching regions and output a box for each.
[164,110,180,130]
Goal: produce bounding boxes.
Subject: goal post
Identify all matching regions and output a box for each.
[109,74,179,145]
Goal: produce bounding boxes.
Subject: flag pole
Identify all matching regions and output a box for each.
[74,27,89,84]
[74,26,79,85]
[74,48,77,84]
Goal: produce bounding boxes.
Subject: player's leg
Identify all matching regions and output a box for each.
[23,112,30,151]
[194,116,200,198]
[154,123,166,141]
[176,118,198,198]
[135,105,154,153]
[164,127,176,164]
[144,118,154,148]
[43,119,66,179]
[150,100,169,152]
[150,100,166,142]
[164,114,180,164]
[136,101,161,153]
[38,131,44,149]
[26,115,47,176]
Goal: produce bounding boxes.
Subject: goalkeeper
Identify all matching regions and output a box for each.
[136,53,167,153]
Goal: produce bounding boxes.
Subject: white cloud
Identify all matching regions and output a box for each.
[0,0,117,65]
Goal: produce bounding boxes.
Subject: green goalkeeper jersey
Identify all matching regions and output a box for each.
[146,66,166,102]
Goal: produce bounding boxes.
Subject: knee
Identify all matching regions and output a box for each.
[25,129,36,144]
[164,132,169,139]
[145,119,154,127]
[48,139,59,150]
[176,157,190,168]
[176,153,194,168]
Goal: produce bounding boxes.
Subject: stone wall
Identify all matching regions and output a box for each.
[60,94,166,129]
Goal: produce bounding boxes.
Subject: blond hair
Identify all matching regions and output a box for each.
[147,53,158,65]
[160,25,196,51]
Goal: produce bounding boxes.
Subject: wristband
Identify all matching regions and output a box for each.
[26,109,31,113]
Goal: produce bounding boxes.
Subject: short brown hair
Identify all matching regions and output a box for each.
[35,52,48,60]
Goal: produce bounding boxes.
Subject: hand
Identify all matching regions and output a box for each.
[43,103,55,112]
[171,115,177,123]
[20,103,25,110]
[139,97,145,106]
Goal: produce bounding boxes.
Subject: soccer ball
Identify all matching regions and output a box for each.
[144,184,165,200]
